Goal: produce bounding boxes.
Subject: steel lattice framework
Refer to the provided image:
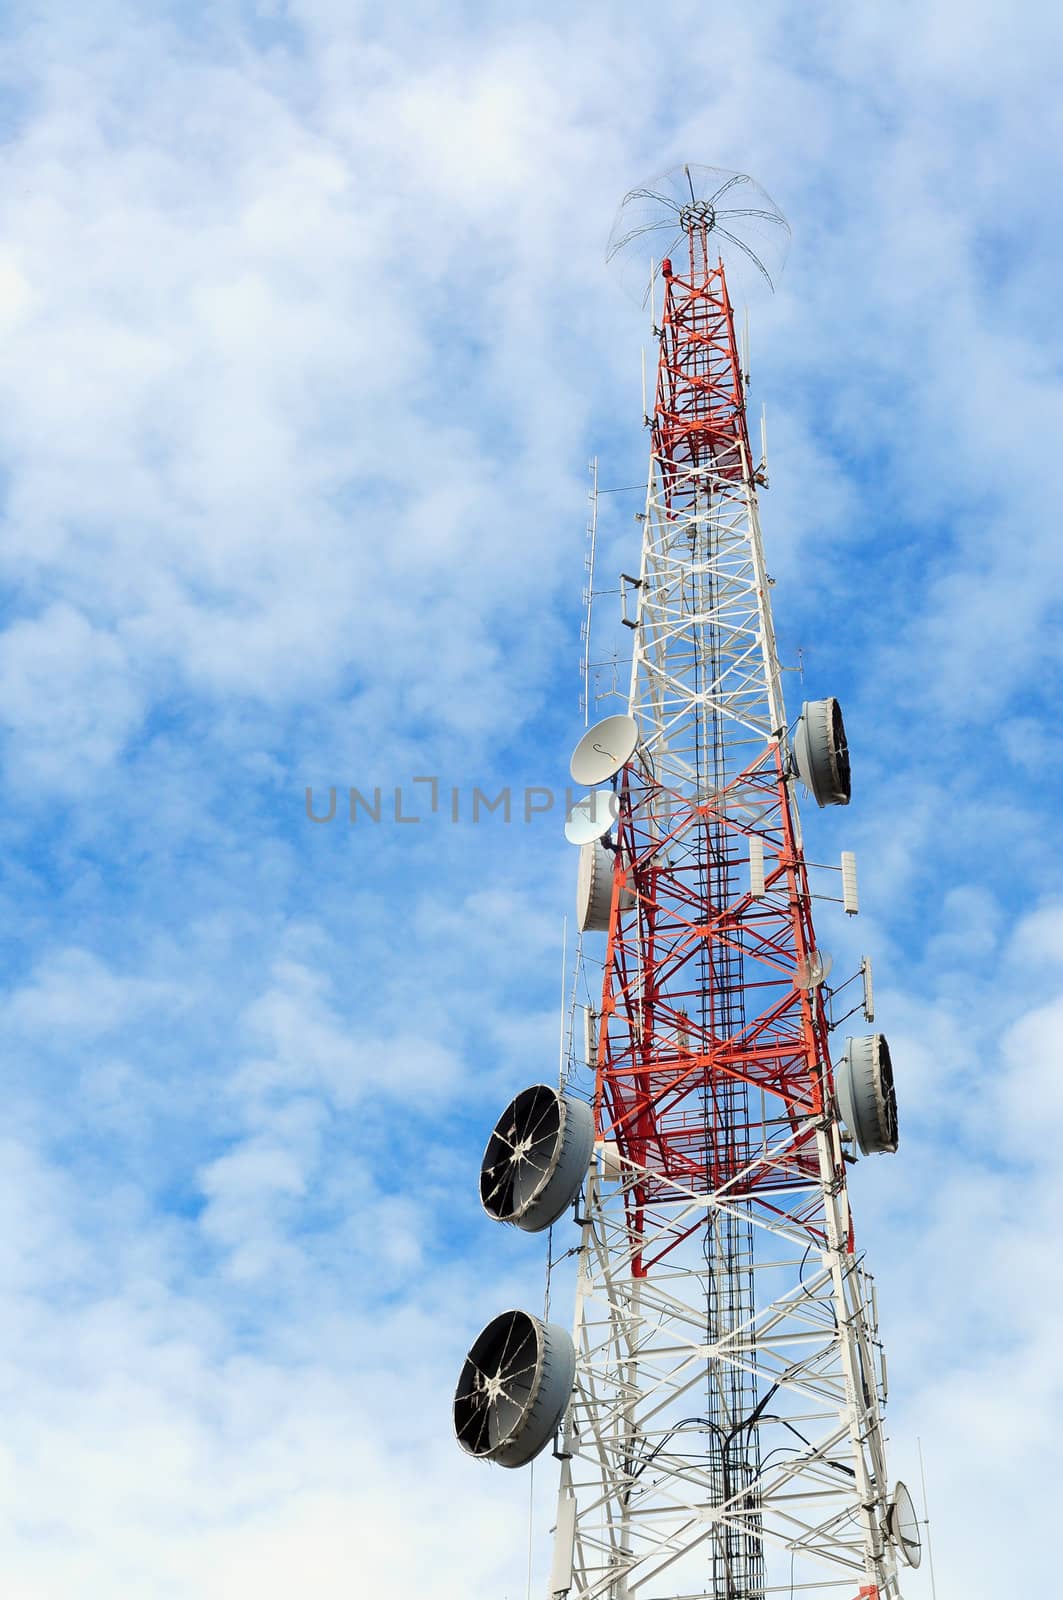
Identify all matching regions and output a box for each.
[548,228,901,1600]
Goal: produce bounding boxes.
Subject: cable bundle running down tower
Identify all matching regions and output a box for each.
[453,166,921,1600]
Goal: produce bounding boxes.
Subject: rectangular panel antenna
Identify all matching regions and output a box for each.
[749,835,765,898]
[582,1004,597,1072]
[548,1495,577,1596]
[861,955,874,1022]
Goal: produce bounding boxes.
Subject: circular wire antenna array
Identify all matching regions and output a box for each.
[570,714,639,786]
[793,698,851,808]
[887,1480,923,1568]
[835,1034,899,1156]
[453,1309,576,1469]
[565,789,620,846]
[606,162,789,306]
[577,838,636,932]
[480,1084,595,1233]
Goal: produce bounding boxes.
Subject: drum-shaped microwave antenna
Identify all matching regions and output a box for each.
[480,1084,595,1232]
[793,697,851,807]
[453,1309,576,1469]
[835,1034,899,1156]
[570,714,639,786]
[577,837,636,932]
[565,790,620,846]
[887,1480,923,1568]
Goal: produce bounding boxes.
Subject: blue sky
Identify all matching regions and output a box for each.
[0,1,1060,1594]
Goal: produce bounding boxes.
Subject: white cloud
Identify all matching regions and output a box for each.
[0,605,144,791]
[1007,900,1063,967]
[6,947,183,1034]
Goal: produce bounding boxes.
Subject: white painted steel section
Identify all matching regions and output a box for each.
[626,453,789,793]
[553,1143,901,1597]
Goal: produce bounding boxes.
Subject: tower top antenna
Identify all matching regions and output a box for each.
[606,161,790,303]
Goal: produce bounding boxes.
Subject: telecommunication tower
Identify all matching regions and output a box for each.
[453,165,920,1600]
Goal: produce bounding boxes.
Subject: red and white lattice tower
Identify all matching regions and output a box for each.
[453,167,917,1600]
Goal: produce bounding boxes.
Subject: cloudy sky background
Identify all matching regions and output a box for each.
[0,0,1060,1594]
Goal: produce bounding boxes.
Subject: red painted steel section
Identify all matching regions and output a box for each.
[595,238,843,1275]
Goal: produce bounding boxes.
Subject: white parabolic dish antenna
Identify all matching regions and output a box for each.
[570,714,639,786]
[887,1480,922,1568]
[796,948,833,990]
[565,790,620,846]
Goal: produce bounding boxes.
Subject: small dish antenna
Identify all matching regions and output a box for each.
[570,714,639,786]
[565,790,620,846]
[887,1480,923,1568]
[795,948,833,989]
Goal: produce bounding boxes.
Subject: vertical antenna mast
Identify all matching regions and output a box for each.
[453,164,921,1600]
[581,459,599,725]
